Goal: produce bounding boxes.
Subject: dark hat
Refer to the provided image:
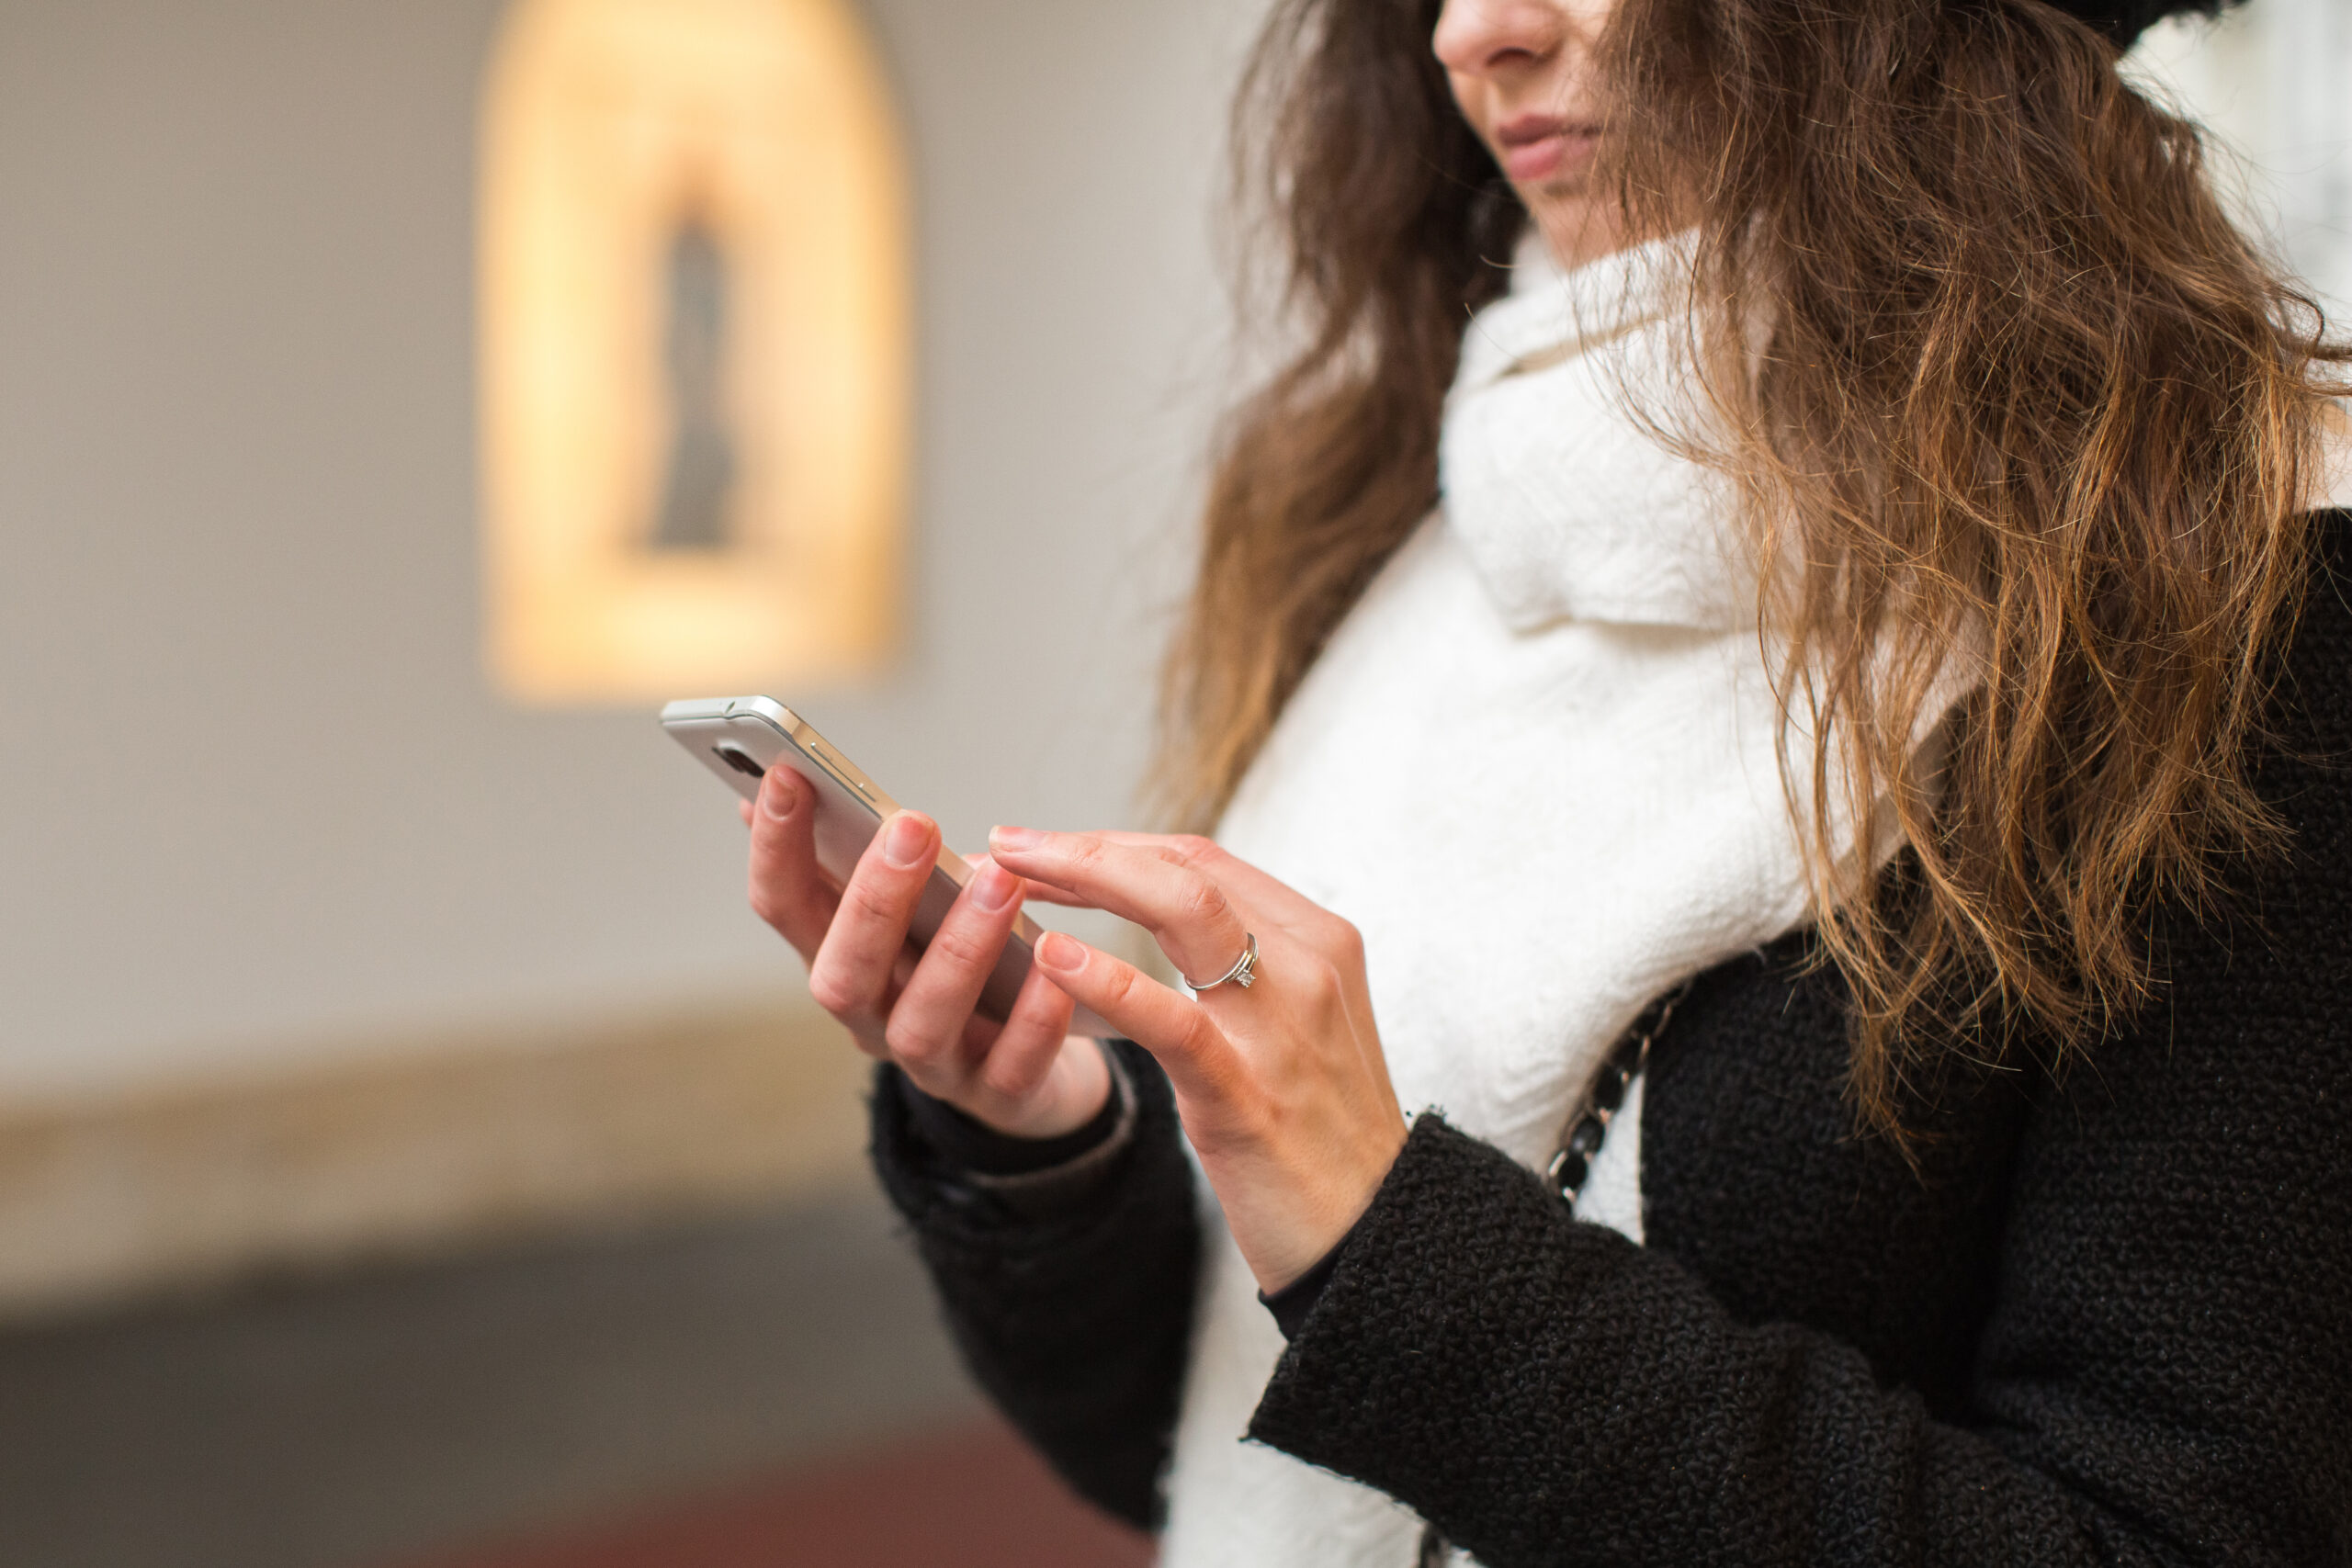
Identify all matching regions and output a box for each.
[2045,0,2241,48]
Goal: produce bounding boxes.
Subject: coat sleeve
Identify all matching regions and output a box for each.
[868,1038,1202,1529]
[1245,533,2352,1565]
[1250,1065,2350,1568]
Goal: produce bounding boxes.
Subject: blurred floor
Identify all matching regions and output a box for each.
[0,1186,1142,1568]
[410,1421,1152,1568]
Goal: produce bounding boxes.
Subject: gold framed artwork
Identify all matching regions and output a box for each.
[479,0,910,703]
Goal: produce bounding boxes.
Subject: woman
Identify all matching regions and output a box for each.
[742,0,2352,1561]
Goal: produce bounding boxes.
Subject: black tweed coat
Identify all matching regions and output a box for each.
[869,513,2352,1567]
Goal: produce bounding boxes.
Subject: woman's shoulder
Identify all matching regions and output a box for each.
[2125,506,2352,1056]
[2264,506,2352,769]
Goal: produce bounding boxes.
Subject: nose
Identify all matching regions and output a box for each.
[1432,0,1566,77]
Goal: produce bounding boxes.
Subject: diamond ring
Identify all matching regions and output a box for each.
[1183,932,1259,993]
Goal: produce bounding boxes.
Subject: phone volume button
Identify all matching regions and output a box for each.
[811,745,871,800]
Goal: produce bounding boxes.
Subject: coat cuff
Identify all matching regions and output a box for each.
[886,1042,1138,1218]
[871,1037,1163,1234]
[1245,1114,1644,1540]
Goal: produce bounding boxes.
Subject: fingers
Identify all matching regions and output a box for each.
[1031,931,1240,1106]
[967,965,1080,1109]
[805,809,942,1029]
[886,859,1029,1071]
[988,828,1252,985]
[1082,832,1335,930]
[746,767,838,959]
[955,851,1076,908]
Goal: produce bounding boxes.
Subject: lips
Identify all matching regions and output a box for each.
[1494,113,1600,184]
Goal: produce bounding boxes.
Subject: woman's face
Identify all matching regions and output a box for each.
[1434,0,1629,269]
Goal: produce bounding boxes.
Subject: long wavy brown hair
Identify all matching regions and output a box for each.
[1158,0,2346,1129]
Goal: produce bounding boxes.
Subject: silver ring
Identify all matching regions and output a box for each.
[1183,931,1258,993]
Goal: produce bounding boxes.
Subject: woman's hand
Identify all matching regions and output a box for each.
[985,828,1408,1293]
[741,767,1110,1140]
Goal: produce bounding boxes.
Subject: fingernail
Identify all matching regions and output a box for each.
[1035,931,1086,975]
[971,861,1017,912]
[884,812,933,868]
[762,771,798,821]
[989,825,1043,852]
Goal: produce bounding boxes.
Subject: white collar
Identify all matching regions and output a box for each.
[1453,229,1689,396]
[1439,229,1758,633]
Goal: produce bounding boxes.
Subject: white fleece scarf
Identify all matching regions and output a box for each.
[1156,234,1829,1568]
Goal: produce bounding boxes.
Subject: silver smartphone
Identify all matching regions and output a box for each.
[662,695,1110,1036]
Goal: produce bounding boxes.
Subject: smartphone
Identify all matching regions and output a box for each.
[661,696,1111,1036]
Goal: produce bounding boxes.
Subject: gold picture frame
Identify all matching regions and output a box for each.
[479,0,911,702]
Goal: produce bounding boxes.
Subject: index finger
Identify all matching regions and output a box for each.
[986,827,1250,987]
[1080,831,1333,931]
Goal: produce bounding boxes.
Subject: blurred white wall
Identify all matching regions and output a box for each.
[2132,0,2352,314]
[0,0,1258,1101]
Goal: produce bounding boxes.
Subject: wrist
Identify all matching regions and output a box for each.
[1249,1116,1408,1294]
